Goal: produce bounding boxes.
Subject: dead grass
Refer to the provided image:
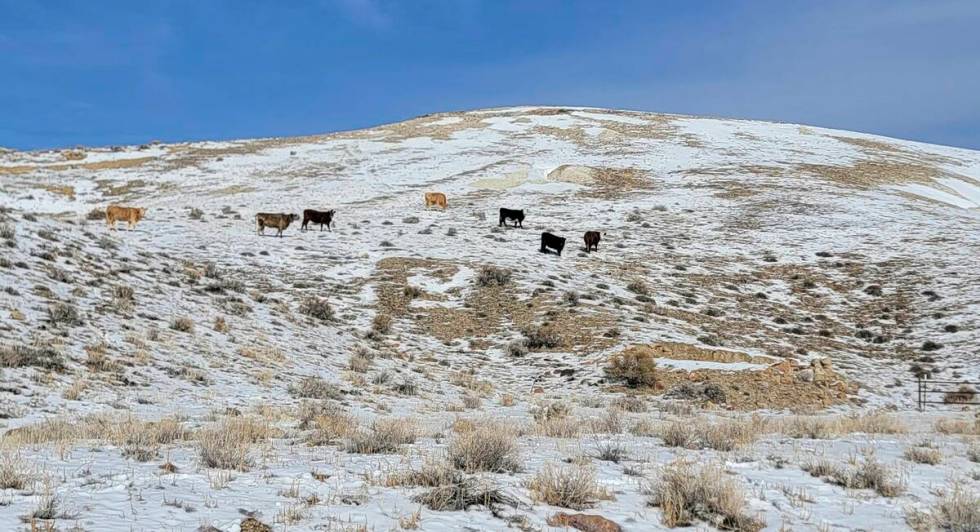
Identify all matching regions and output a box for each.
[475,266,511,287]
[289,375,342,400]
[303,405,357,446]
[447,420,521,473]
[0,343,65,370]
[903,444,943,465]
[344,418,418,454]
[0,454,28,489]
[299,297,334,322]
[605,349,657,388]
[934,416,980,436]
[197,416,272,471]
[528,463,610,510]
[778,411,907,439]
[648,460,764,531]
[802,448,905,497]
[658,417,765,452]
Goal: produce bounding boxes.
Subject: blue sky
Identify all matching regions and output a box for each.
[1,0,978,150]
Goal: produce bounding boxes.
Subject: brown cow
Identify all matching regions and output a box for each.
[584,231,603,252]
[424,192,447,209]
[105,205,147,231]
[255,212,299,237]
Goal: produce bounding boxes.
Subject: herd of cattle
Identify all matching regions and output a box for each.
[105,192,603,255]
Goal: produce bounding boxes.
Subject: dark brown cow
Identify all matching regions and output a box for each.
[255,212,299,237]
[301,209,335,231]
[584,231,602,252]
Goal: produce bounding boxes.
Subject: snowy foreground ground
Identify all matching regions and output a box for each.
[0,107,978,531]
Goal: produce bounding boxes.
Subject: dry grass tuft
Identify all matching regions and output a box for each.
[289,375,343,400]
[903,444,943,465]
[447,420,521,473]
[779,411,907,439]
[0,343,65,370]
[658,417,764,452]
[0,454,28,489]
[197,416,271,471]
[605,350,657,388]
[934,416,980,436]
[170,316,194,333]
[299,297,334,321]
[528,463,609,510]
[344,418,418,454]
[413,475,516,512]
[648,460,764,531]
[302,404,357,446]
[803,448,905,497]
[475,266,511,287]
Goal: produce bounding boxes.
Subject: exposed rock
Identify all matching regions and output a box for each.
[240,517,272,532]
[547,512,622,532]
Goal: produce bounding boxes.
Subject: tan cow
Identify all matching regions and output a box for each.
[424,192,447,209]
[255,212,299,237]
[105,205,147,231]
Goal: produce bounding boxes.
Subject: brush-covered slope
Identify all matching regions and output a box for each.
[0,107,978,531]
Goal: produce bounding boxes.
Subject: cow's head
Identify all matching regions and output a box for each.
[137,208,147,221]
[328,209,336,216]
[289,213,300,221]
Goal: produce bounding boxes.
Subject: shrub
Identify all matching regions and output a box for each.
[303,405,358,446]
[0,454,27,489]
[403,285,423,299]
[475,266,511,287]
[934,417,979,435]
[289,376,342,400]
[528,464,608,510]
[0,224,14,240]
[0,343,65,370]
[563,291,580,306]
[448,421,521,473]
[506,339,528,357]
[170,316,194,333]
[605,350,657,388]
[344,418,418,454]
[299,297,334,321]
[521,326,560,350]
[372,313,392,335]
[648,460,764,531]
[626,280,649,295]
[904,444,943,465]
[348,350,373,373]
[414,475,514,512]
[928,484,980,531]
[189,207,204,220]
[968,441,980,463]
[944,385,977,404]
[48,302,82,326]
[197,416,271,471]
[804,449,905,497]
[86,208,105,221]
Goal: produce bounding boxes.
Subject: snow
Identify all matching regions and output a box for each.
[1,106,978,531]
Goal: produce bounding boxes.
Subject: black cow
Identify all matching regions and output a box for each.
[499,208,525,228]
[301,209,336,232]
[540,232,566,256]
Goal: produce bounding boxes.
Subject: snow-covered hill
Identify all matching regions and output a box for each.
[0,107,977,531]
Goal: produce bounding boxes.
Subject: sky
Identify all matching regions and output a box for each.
[1,0,979,150]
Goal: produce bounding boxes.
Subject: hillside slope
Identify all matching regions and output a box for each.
[0,107,978,531]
